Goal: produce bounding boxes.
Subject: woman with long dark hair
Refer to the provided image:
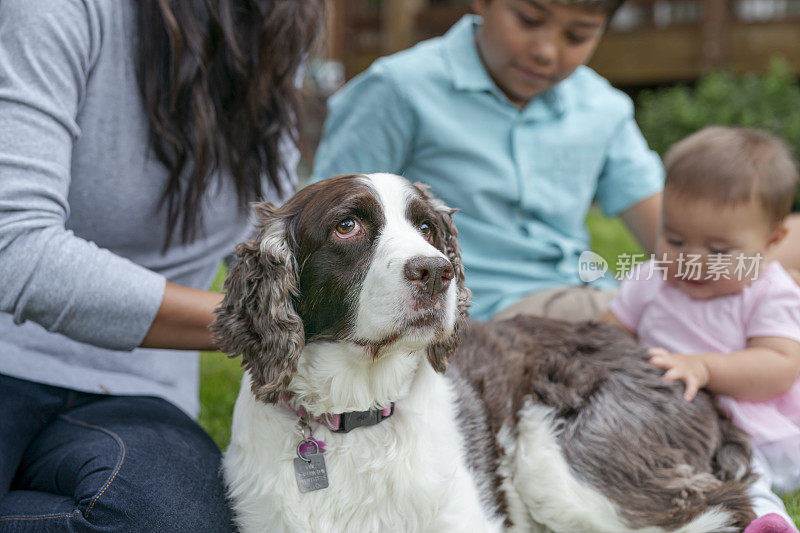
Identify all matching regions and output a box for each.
[0,0,322,530]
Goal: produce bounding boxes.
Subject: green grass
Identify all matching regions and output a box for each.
[197,264,243,450]
[198,209,800,522]
[586,207,644,273]
[198,350,242,450]
[784,491,800,525]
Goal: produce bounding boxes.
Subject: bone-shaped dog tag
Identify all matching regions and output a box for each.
[294,453,329,493]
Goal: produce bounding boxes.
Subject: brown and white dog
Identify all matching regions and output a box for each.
[212,173,505,532]
[212,173,756,533]
[453,319,756,532]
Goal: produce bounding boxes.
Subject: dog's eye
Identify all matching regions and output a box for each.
[419,222,433,241]
[335,218,360,239]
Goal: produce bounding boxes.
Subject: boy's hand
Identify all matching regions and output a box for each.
[647,348,710,401]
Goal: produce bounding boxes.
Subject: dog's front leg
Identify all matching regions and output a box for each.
[427,465,506,533]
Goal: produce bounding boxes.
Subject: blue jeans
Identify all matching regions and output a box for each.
[0,374,234,532]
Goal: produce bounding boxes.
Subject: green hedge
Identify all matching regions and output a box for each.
[636,57,800,210]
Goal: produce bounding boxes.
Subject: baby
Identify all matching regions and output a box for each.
[602,126,800,531]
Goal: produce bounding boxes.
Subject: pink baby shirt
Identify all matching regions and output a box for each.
[609,260,800,491]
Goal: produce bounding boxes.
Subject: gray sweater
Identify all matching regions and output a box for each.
[0,0,294,416]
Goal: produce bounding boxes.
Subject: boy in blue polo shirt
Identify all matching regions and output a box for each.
[313,0,663,321]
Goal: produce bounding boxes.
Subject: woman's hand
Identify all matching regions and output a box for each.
[648,347,710,401]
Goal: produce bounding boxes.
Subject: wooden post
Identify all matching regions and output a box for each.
[384,0,428,54]
[701,0,730,70]
[325,0,348,61]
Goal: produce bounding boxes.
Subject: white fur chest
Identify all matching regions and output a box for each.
[223,365,492,533]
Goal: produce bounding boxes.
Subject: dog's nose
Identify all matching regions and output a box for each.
[403,256,454,296]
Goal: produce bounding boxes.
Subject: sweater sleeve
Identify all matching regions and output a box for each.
[0,0,166,351]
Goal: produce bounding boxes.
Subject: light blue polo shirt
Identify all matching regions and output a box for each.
[313,15,664,320]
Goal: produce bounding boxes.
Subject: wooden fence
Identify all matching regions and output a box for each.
[323,0,800,84]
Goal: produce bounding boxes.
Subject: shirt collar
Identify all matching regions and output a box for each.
[443,15,497,93]
[442,14,567,118]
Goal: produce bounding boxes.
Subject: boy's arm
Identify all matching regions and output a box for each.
[619,192,662,255]
[598,310,636,338]
[649,336,800,402]
[312,65,416,181]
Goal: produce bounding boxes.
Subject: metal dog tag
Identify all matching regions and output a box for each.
[294,453,329,493]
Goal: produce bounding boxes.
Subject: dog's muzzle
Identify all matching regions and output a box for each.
[404,256,454,297]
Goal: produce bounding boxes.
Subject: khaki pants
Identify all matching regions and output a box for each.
[491,286,617,323]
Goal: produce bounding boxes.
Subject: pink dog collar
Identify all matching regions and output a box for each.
[281,393,394,433]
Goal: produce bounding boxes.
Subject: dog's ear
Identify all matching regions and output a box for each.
[413,182,472,373]
[211,203,305,403]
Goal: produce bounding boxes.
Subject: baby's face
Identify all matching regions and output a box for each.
[472,0,606,107]
[656,192,783,300]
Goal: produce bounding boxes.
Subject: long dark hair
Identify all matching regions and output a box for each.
[136,0,323,249]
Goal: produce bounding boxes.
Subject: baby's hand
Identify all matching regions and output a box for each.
[647,348,710,401]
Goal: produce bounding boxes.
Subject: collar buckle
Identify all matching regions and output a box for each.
[333,403,394,433]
